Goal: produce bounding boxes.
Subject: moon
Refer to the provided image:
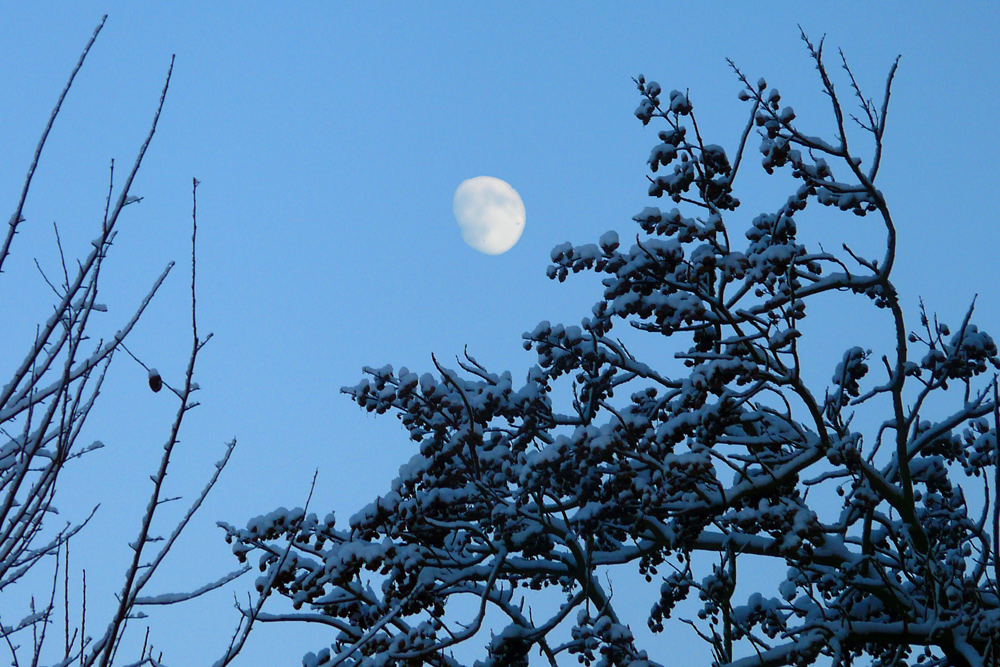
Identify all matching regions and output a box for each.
[453,176,525,255]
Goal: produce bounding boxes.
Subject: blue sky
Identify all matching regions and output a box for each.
[1,3,998,665]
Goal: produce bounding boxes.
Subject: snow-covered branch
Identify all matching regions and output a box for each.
[226,35,1000,667]
[1,24,246,667]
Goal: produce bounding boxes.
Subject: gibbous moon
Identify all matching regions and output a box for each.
[453,176,525,255]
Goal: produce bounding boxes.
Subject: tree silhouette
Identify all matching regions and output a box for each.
[2,19,250,666]
[224,34,1000,667]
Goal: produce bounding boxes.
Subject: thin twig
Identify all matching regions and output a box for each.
[1,16,107,276]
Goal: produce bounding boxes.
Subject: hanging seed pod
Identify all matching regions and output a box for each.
[148,369,162,393]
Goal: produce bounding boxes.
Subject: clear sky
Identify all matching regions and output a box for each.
[1,3,998,665]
